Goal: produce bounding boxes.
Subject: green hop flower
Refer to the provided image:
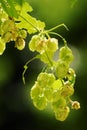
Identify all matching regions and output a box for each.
[29,35,47,53]
[15,37,25,50]
[37,72,55,88]
[59,45,74,64]
[55,106,70,121]
[44,87,53,102]
[30,82,42,99]
[71,101,80,110]
[61,84,74,97]
[52,98,66,113]
[56,60,69,78]
[46,38,58,52]
[33,95,47,110]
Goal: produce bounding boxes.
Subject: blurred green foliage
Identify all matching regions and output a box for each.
[0,0,87,130]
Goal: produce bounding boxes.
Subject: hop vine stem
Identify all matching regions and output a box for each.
[22,56,38,84]
[45,50,53,66]
[48,32,67,45]
[40,23,68,45]
[46,23,69,33]
[0,1,80,121]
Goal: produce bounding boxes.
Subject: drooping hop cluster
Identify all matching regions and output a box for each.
[0,0,80,122]
[0,10,27,55]
[29,34,80,121]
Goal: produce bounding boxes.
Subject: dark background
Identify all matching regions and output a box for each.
[0,0,87,130]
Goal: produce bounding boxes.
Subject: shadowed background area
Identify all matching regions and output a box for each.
[0,0,87,130]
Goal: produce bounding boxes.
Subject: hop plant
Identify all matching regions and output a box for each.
[0,7,27,53]
[0,1,80,122]
[29,35,58,54]
[29,40,80,121]
[29,38,80,121]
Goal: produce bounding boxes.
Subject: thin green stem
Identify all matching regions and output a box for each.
[19,15,40,32]
[45,50,53,66]
[48,32,67,45]
[22,56,38,84]
[45,32,50,39]
[46,23,69,33]
[41,65,47,72]
[58,78,64,86]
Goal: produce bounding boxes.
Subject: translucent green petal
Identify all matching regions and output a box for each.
[33,96,47,110]
[55,106,70,121]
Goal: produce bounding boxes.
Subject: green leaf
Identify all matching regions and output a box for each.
[0,0,18,18]
[14,0,24,6]
[15,2,45,34]
[15,1,33,13]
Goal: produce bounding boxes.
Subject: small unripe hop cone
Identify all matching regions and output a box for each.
[15,37,25,50]
[71,101,80,110]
